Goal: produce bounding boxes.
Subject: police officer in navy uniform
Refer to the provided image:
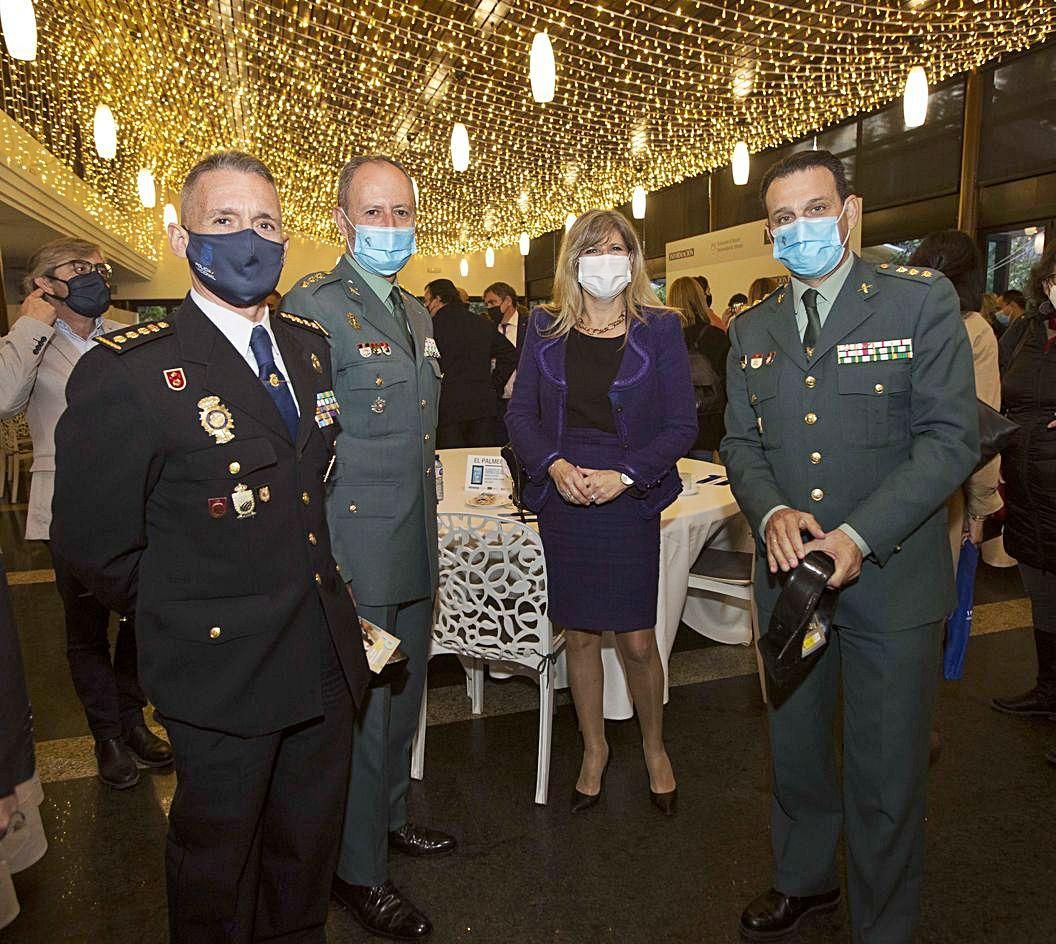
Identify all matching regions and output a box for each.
[52,151,369,943]
[280,155,450,941]
[721,150,978,943]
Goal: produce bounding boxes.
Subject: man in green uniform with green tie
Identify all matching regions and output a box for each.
[280,156,450,941]
[721,150,979,943]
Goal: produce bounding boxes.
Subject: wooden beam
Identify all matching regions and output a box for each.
[957,68,984,237]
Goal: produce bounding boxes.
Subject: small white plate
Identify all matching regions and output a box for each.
[465,493,515,510]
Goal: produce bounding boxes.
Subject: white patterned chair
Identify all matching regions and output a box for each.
[411,512,564,805]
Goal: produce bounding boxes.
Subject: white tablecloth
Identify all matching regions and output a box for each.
[435,449,753,719]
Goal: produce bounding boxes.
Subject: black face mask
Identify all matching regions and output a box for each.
[706,293,713,308]
[51,271,111,318]
[486,305,503,321]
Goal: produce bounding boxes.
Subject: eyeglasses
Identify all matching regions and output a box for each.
[49,259,113,281]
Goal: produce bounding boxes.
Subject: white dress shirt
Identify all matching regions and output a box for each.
[191,289,299,414]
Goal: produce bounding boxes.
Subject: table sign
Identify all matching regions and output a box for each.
[464,453,507,493]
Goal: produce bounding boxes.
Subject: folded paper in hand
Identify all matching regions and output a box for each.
[361,617,406,674]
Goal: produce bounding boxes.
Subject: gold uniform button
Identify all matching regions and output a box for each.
[349,503,357,513]
[804,376,817,388]
[804,412,818,425]
[810,451,822,465]
[228,461,241,475]
[874,383,885,394]
[314,573,322,585]
[301,491,310,505]
[420,399,427,408]
[209,626,221,639]
[810,488,824,502]
[307,532,317,545]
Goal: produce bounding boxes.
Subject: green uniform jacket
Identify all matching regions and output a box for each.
[720,257,980,634]
[281,258,441,606]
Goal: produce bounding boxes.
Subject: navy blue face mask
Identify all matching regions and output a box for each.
[185,228,285,307]
[51,271,111,318]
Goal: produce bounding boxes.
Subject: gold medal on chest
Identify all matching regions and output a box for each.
[231,482,256,519]
[197,396,235,444]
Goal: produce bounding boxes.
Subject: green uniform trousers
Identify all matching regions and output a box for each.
[336,596,433,887]
[768,619,942,944]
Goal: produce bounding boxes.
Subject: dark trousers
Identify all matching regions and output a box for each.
[767,620,942,944]
[436,417,496,449]
[162,633,353,944]
[48,544,145,741]
[1020,563,1056,635]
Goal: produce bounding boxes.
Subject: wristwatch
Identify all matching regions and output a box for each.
[620,473,634,487]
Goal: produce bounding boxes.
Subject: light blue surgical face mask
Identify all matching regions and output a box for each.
[770,201,851,280]
[994,310,1010,326]
[341,210,416,276]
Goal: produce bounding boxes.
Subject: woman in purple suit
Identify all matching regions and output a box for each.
[506,210,697,815]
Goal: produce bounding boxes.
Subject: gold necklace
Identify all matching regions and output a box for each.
[575,312,626,336]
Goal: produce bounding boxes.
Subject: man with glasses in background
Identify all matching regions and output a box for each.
[0,239,172,789]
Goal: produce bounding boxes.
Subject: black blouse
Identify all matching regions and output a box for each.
[565,329,626,433]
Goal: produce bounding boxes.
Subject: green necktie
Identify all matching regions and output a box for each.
[390,285,413,348]
[802,288,822,357]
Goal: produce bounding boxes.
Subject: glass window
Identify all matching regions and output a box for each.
[980,44,1056,186]
[983,225,1047,294]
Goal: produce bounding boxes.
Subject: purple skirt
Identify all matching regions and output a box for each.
[538,428,660,632]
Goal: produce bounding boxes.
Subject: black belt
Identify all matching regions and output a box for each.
[758,551,839,707]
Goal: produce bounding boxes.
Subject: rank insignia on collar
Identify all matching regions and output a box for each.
[777,292,786,305]
[231,482,255,519]
[424,337,440,358]
[310,353,322,373]
[163,368,186,391]
[198,396,235,444]
[346,313,361,330]
[859,282,873,295]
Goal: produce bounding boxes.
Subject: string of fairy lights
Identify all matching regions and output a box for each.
[0,0,1053,260]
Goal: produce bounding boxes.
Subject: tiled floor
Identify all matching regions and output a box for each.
[3,496,1055,944]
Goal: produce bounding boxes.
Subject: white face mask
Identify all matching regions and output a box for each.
[578,254,632,300]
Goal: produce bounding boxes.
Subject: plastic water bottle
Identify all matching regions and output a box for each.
[434,453,444,502]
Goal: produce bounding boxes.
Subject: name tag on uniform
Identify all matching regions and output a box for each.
[837,338,913,364]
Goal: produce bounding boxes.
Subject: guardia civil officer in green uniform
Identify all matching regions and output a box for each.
[721,150,979,943]
[280,155,449,941]
[51,151,370,942]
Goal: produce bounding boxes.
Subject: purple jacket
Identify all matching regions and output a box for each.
[507,306,698,517]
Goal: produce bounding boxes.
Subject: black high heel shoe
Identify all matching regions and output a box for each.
[570,748,611,813]
[649,787,678,816]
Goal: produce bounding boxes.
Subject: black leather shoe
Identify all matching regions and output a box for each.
[388,823,457,858]
[739,887,840,941]
[124,725,173,768]
[332,877,432,940]
[95,737,139,789]
[650,787,677,816]
[571,749,611,813]
[991,687,1056,718]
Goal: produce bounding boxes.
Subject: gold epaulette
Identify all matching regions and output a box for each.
[876,263,936,282]
[278,311,330,337]
[297,271,328,289]
[95,321,173,353]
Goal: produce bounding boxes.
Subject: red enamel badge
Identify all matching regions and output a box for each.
[208,497,228,519]
[164,368,187,390]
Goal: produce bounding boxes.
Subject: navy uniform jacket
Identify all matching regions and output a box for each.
[720,257,979,633]
[280,258,441,606]
[51,298,370,737]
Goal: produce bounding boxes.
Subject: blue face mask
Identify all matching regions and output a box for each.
[343,212,416,276]
[994,311,1010,326]
[770,202,850,280]
[185,228,285,307]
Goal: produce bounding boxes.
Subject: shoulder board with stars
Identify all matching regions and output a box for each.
[741,285,785,315]
[876,263,936,283]
[297,271,328,289]
[278,311,330,338]
[95,321,173,353]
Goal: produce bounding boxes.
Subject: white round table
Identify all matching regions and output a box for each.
[435,448,753,719]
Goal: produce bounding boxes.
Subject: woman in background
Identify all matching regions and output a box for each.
[507,210,697,814]
[668,276,731,456]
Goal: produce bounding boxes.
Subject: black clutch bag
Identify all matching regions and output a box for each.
[758,552,839,707]
[975,399,1019,470]
[500,443,529,521]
